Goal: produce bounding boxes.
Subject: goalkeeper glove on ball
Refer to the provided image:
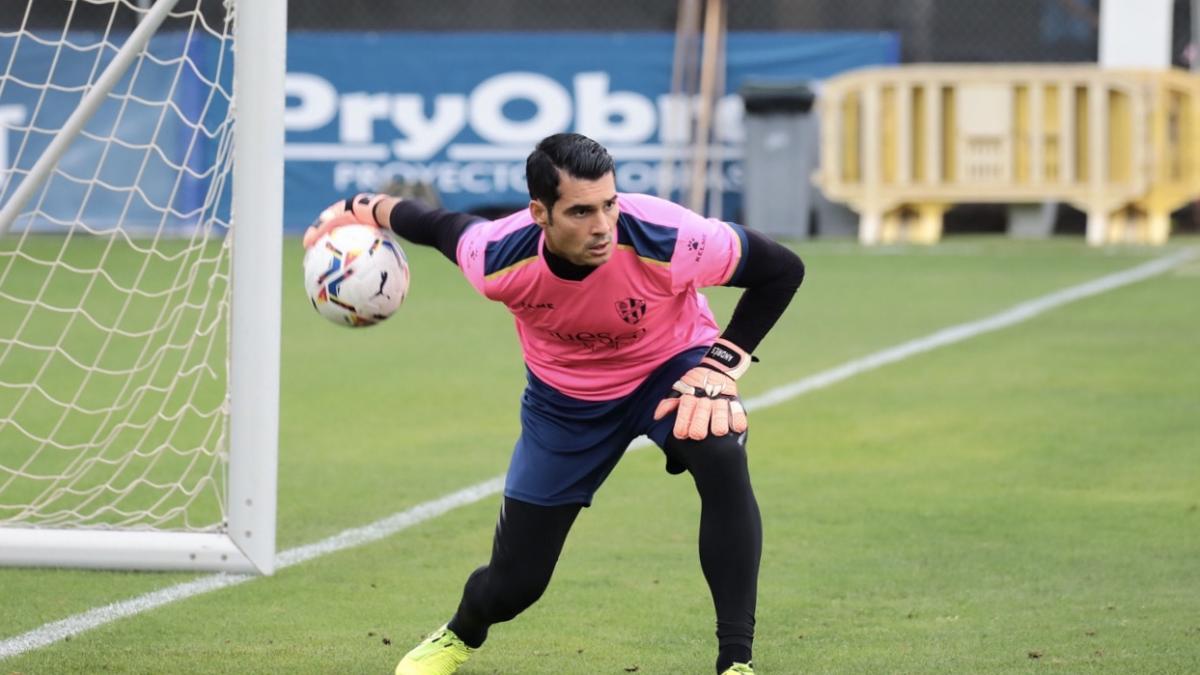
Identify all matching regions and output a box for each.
[302,193,389,248]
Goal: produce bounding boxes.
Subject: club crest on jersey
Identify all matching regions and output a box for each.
[615,297,647,325]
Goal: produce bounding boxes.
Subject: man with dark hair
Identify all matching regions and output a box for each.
[305,133,805,675]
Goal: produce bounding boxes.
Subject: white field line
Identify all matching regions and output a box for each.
[1,247,1194,661]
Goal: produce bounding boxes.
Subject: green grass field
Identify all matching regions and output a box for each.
[2,236,1198,674]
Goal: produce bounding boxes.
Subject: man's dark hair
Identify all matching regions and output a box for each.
[526,133,614,210]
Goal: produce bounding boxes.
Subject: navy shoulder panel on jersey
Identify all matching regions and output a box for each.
[484,223,541,278]
[616,213,677,264]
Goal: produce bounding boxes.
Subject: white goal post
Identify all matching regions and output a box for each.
[0,0,284,574]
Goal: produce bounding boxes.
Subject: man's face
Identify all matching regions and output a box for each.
[531,170,619,267]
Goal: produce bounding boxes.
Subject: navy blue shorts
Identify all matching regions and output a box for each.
[504,346,707,507]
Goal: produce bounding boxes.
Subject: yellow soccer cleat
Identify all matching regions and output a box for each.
[394,625,474,675]
[721,663,755,675]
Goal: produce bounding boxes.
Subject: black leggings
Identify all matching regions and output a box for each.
[447,432,761,665]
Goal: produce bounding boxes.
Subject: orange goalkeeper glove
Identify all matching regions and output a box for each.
[653,338,751,441]
[302,193,390,249]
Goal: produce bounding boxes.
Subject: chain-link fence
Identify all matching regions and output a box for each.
[289,0,1097,64]
[295,0,1193,67]
[6,1,1193,67]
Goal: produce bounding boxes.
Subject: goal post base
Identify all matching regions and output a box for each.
[0,528,266,574]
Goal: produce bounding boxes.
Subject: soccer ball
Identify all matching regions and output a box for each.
[303,224,410,327]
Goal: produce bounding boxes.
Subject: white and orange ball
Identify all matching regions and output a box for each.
[303,224,410,327]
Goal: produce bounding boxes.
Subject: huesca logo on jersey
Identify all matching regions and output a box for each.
[549,328,646,351]
[615,297,647,325]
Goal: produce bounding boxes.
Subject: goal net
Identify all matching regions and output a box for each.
[0,0,282,573]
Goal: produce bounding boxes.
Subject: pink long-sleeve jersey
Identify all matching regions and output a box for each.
[457,192,748,401]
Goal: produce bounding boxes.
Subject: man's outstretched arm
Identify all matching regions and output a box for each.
[304,194,482,264]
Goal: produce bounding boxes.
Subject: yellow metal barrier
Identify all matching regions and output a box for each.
[814,66,1200,245]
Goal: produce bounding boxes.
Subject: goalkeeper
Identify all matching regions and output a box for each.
[306,133,805,675]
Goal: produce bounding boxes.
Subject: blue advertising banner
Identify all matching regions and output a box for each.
[284,32,898,229]
[0,31,897,232]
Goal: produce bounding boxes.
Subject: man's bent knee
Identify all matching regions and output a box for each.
[665,432,752,489]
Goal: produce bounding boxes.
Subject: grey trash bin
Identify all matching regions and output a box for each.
[741,82,816,239]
